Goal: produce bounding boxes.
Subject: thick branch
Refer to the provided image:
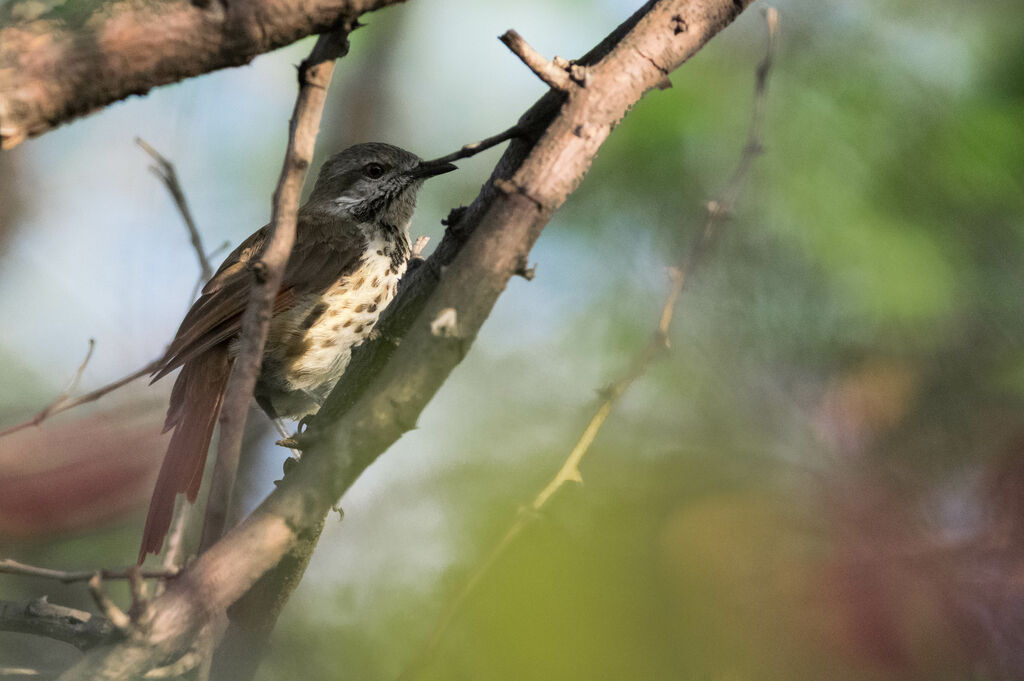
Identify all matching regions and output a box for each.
[0,0,406,149]
[55,2,754,678]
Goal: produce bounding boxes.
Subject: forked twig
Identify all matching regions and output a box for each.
[397,9,780,679]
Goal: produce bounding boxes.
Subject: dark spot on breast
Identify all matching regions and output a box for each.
[299,302,329,330]
[342,319,354,328]
[355,304,366,313]
[352,276,365,289]
[376,249,384,256]
[374,292,384,304]
[354,324,364,334]
[368,304,377,312]
[371,276,380,287]
[320,338,337,348]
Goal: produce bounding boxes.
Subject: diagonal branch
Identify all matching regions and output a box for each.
[55,2,756,679]
[499,30,572,91]
[136,138,214,282]
[197,27,355,554]
[399,10,779,673]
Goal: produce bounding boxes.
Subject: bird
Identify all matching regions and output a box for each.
[138,143,456,563]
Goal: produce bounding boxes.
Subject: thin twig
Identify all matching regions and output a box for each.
[0,667,49,678]
[0,142,220,442]
[198,27,354,552]
[424,124,524,166]
[397,9,779,679]
[136,137,213,281]
[0,559,178,584]
[0,358,160,440]
[499,30,571,91]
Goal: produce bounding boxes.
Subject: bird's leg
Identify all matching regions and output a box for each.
[272,418,291,441]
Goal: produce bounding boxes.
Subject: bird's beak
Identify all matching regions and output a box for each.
[409,160,458,179]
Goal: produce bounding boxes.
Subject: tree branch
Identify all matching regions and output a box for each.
[0,560,178,585]
[198,27,353,552]
[498,30,572,91]
[0,0,409,149]
[0,598,119,651]
[54,2,755,678]
[400,10,779,673]
[136,138,214,282]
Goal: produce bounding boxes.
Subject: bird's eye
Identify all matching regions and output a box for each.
[364,163,386,179]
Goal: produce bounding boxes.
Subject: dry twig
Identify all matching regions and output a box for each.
[0,559,177,584]
[198,26,355,552]
[425,125,524,166]
[0,140,219,442]
[499,30,572,91]
[398,9,780,677]
[136,138,214,281]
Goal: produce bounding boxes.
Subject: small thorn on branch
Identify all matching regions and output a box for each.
[514,256,536,281]
[499,29,572,91]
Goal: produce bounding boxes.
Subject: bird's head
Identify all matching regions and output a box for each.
[307,142,457,227]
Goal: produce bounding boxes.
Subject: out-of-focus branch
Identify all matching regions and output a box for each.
[136,138,214,282]
[0,141,220,442]
[0,598,119,651]
[0,0,410,149]
[54,3,756,678]
[197,26,354,555]
[398,9,779,677]
[0,340,150,441]
[0,559,178,584]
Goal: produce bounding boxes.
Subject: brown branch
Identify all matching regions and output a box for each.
[499,30,572,91]
[0,559,178,584]
[0,598,119,651]
[136,138,214,281]
[399,12,779,673]
[0,0,410,149]
[198,27,354,553]
[54,3,756,679]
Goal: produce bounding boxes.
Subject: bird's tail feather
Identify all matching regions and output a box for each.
[138,347,230,564]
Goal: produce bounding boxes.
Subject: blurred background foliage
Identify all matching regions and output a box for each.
[2,0,1023,679]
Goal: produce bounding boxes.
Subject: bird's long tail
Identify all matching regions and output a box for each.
[138,347,230,564]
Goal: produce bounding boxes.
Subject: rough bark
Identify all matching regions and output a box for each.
[0,0,406,148]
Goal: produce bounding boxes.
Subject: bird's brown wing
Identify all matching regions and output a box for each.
[153,217,366,380]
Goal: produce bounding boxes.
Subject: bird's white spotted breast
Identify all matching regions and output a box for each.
[268,233,406,396]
